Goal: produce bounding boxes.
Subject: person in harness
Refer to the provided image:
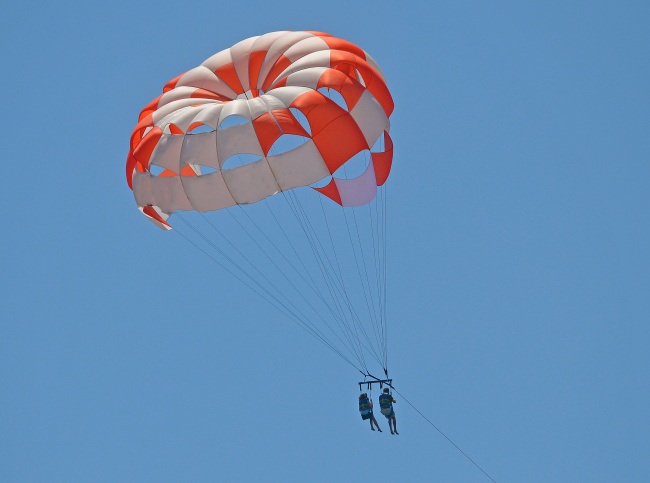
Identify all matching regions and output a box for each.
[379,388,398,435]
[358,393,382,432]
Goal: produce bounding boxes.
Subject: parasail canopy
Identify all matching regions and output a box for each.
[126,30,394,229]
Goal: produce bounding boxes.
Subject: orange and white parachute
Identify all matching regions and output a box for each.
[126,31,394,229]
[125,31,394,377]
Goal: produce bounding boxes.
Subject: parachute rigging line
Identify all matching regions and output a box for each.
[282,189,380,369]
[173,212,363,372]
[226,200,372,372]
[391,386,497,483]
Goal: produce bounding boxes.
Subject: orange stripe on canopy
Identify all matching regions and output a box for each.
[253,109,311,155]
[142,205,171,228]
[317,68,365,111]
[311,113,368,173]
[248,50,267,93]
[132,126,163,173]
[215,62,244,95]
[372,132,394,186]
[262,55,292,91]
[313,179,342,205]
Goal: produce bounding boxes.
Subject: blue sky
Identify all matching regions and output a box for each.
[2,1,649,482]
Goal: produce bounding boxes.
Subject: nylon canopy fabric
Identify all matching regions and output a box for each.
[126,31,394,229]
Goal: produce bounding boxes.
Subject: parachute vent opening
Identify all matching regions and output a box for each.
[195,165,218,175]
[311,175,332,189]
[289,108,311,135]
[318,87,348,111]
[149,164,166,176]
[268,134,309,156]
[370,134,385,153]
[218,115,249,130]
[221,153,264,170]
[188,124,215,135]
[333,150,371,180]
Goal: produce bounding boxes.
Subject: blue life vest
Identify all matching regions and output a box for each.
[379,393,393,410]
[359,395,371,414]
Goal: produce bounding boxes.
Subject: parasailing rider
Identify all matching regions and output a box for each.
[379,388,398,435]
[358,393,382,432]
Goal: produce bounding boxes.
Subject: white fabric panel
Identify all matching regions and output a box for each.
[133,171,194,213]
[257,31,315,86]
[202,49,232,72]
[162,105,207,132]
[222,159,280,204]
[349,90,390,147]
[180,131,218,168]
[265,86,312,107]
[177,66,237,99]
[334,160,378,207]
[189,103,226,129]
[181,171,237,212]
[362,52,385,79]
[152,99,214,126]
[230,36,259,92]
[216,123,263,166]
[269,51,331,89]
[246,96,275,120]
[283,36,330,62]
[158,86,201,108]
[267,140,329,190]
[284,67,328,91]
[218,98,252,122]
[250,31,289,62]
[150,133,184,171]
[258,93,289,111]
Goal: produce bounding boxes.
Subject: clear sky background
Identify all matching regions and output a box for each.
[2,1,649,482]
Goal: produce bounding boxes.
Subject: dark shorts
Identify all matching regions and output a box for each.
[361,411,373,420]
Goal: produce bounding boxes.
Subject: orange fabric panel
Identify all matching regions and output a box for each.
[312,113,368,173]
[307,30,332,37]
[215,62,244,95]
[133,126,163,172]
[364,73,394,117]
[169,124,184,134]
[248,50,267,93]
[159,169,177,177]
[130,114,154,150]
[329,50,360,69]
[252,113,281,155]
[317,69,365,111]
[164,72,184,93]
[318,36,366,59]
[140,94,163,121]
[313,179,342,205]
[330,55,394,117]
[143,205,171,228]
[180,165,198,176]
[191,88,230,102]
[372,131,394,186]
[290,90,346,136]
[126,151,137,188]
[261,55,292,91]
[252,109,310,155]
[272,109,310,137]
